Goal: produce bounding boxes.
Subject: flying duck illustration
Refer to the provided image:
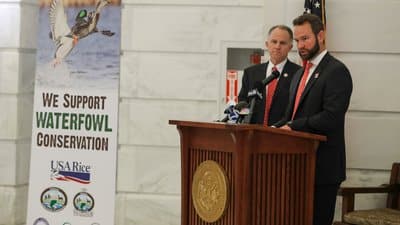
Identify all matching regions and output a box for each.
[49,0,115,66]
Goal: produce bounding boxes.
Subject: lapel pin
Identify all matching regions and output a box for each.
[314,73,319,79]
[283,73,288,77]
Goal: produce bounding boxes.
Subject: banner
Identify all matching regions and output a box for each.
[27,0,121,224]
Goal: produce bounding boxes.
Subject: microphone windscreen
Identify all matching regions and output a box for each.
[261,70,281,86]
[223,104,234,114]
[228,109,239,123]
[235,101,249,110]
[239,107,250,115]
[271,70,280,79]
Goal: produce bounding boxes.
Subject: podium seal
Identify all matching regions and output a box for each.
[192,160,229,223]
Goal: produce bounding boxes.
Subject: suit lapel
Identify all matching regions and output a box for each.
[279,62,294,84]
[287,68,302,111]
[291,67,304,98]
[257,62,268,80]
[257,62,268,99]
[299,53,332,104]
[273,61,293,99]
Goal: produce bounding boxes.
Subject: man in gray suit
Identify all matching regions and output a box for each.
[275,14,353,225]
[238,25,301,125]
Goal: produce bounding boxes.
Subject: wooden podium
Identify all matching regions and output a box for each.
[169,120,326,225]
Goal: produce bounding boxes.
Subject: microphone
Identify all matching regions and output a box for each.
[218,103,235,122]
[235,101,249,113]
[262,69,280,86]
[218,101,249,123]
[235,101,249,124]
[246,81,264,100]
[228,102,253,124]
[242,70,280,124]
[242,81,264,124]
[227,108,239,123]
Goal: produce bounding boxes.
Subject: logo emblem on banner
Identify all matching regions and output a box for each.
[40,187,67,212]
[50,160,91,184]
[74,191,95,217]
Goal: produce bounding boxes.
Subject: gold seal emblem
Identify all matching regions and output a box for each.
[192,160,229,223]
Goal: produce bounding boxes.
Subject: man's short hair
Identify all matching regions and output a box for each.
[292,14,324,35]
[268,25,294,41]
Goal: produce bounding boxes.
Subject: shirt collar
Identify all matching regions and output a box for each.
[309,49,327,67]
[268,58,287,74]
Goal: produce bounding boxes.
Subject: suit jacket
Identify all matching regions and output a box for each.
[238,60,301,125]
[274,53,353,184]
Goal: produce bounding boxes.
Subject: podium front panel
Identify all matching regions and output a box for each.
[170,121,322,225]
[251,153,311,225]
[189,148,235,225]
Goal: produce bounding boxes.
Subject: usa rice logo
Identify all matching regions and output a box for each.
[51,160,91,184]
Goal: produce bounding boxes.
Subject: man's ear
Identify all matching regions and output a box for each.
[317,30,325,44]
[265,41,269,49]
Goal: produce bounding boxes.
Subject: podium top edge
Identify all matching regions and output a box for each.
[168,120,326,142]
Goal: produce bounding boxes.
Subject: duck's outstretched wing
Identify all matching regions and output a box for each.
[49,0,74,65]
[79,0,108,38]
[54,37,74,59]
[95,0,109,14]
[49,0,70,42]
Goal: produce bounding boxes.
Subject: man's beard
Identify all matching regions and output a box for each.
[299,37,320,60]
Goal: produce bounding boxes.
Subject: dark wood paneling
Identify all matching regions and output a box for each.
[170,121,323,225]
[189,148,234,225]
[250,153,309,225]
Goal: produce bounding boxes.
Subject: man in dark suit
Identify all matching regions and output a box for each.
[274,14,353,225]
[238,25,301,125]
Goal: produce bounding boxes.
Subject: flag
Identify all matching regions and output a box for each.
[304,0,326,26]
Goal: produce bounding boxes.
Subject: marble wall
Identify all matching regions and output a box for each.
[118,1,265,224]
[0,0,36,224]
[0,0,399,224]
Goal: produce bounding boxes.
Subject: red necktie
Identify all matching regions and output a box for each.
[292,61,312,120]
[263,66,278,125]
